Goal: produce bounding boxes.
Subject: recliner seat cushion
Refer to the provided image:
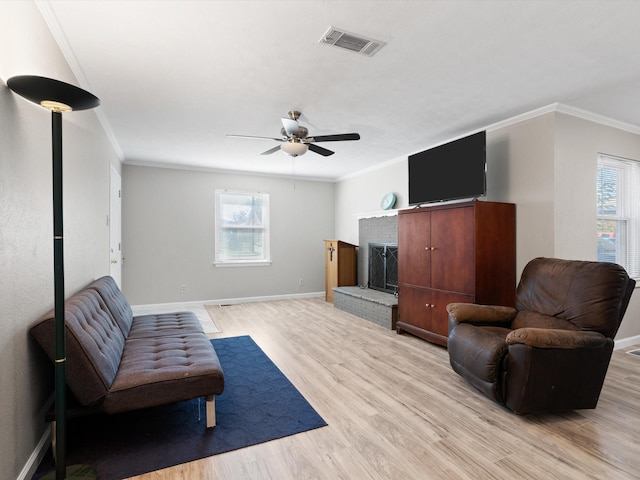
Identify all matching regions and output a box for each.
[511,311,580,331]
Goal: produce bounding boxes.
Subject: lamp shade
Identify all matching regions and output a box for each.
[7,75,100,111]
[281,139,309,157]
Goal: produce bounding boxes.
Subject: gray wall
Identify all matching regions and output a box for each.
[489,113,557,272]
[122,165,335,304]
[0,3,120,479]
[334,111,640,342]
[553,113,640,339]
[334,159,408,245]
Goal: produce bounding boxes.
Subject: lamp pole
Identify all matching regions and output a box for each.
[51,109,67,480]
[7,75,100,480]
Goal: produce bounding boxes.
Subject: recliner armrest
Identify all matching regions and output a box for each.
[447,303,517,326]
[506,328,607,349]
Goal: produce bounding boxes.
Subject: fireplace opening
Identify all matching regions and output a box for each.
[368,243,398,295]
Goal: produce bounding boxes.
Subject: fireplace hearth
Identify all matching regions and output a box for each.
[332,214,399,329]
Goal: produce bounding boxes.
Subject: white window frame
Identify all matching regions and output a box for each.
[214,189,271,267]
[597,154,640,280]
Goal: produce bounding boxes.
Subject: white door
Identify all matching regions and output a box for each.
[109,167,122,287]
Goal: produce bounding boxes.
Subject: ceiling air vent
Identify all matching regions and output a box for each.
[319,27,386,57]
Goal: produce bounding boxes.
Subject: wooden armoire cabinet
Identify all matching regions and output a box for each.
[396,200,516,346]
[324,240,357,303]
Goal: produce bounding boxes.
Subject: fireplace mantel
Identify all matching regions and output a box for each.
[355,209,398,220]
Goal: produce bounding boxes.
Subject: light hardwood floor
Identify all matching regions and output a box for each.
[130,297,640,480]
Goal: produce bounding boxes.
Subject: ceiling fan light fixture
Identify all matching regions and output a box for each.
[281,139,308,157]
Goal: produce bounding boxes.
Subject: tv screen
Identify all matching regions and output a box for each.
[408,131,486,206]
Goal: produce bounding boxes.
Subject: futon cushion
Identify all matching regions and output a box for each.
[103,333,224,414]
[87,276,134,336]
[31,289,125,405]
[127,312,204,340]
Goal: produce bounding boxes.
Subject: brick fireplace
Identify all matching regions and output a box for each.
[333,214,399,329]
[357,214,398,286]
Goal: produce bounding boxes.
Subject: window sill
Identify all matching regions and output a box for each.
[213,260,272,268]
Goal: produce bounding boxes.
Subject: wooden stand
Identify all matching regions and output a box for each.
[396,201,516,346]
[324,240,357,303]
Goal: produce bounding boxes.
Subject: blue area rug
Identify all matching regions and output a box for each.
[34,335,327,480]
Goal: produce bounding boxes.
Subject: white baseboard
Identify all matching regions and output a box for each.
[131,291,325,310]
[615,334,640,350]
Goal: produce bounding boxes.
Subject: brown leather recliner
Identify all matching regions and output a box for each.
[447,257,635,414]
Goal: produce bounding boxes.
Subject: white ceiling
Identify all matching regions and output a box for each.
[37,0,640,181]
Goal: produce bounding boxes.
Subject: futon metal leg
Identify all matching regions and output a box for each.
[206,395,216,428]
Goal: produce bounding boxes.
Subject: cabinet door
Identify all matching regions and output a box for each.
[398,285,433,331]
[430,207,475,294]
[398,211,431,287]
[429,290,474,338]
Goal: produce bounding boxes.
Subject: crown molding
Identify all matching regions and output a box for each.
[123,158,335,183]
[486,102,640,135]
[340,103,640,183]
[35,0,124,161]
[554,103,640,135]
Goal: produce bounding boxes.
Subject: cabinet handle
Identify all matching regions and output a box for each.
[425,246,430,251]
[425,304,435,308]
[430,246,436,251]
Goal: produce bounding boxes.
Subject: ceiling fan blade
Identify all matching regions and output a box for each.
[307,143,335,157]
[226,134,284,141]
[307,133,360,142]
[260,145,282,155]
[281,118,299,136]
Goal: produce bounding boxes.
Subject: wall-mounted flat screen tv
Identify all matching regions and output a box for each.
[408,131,486,206]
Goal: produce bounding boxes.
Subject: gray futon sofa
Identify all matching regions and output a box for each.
[31,276,224,428]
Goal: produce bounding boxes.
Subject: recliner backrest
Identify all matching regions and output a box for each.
[515,257,633,338]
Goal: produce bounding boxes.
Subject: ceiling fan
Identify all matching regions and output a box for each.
[227,110,360,157]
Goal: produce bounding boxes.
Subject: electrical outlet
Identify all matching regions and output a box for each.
[298,278,304,286]
[181,284,187,293]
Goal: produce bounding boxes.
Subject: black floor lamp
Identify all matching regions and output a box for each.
[7,76,100,480]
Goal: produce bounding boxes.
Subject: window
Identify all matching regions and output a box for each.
[215,190,270,266]
[596,154,640,279]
